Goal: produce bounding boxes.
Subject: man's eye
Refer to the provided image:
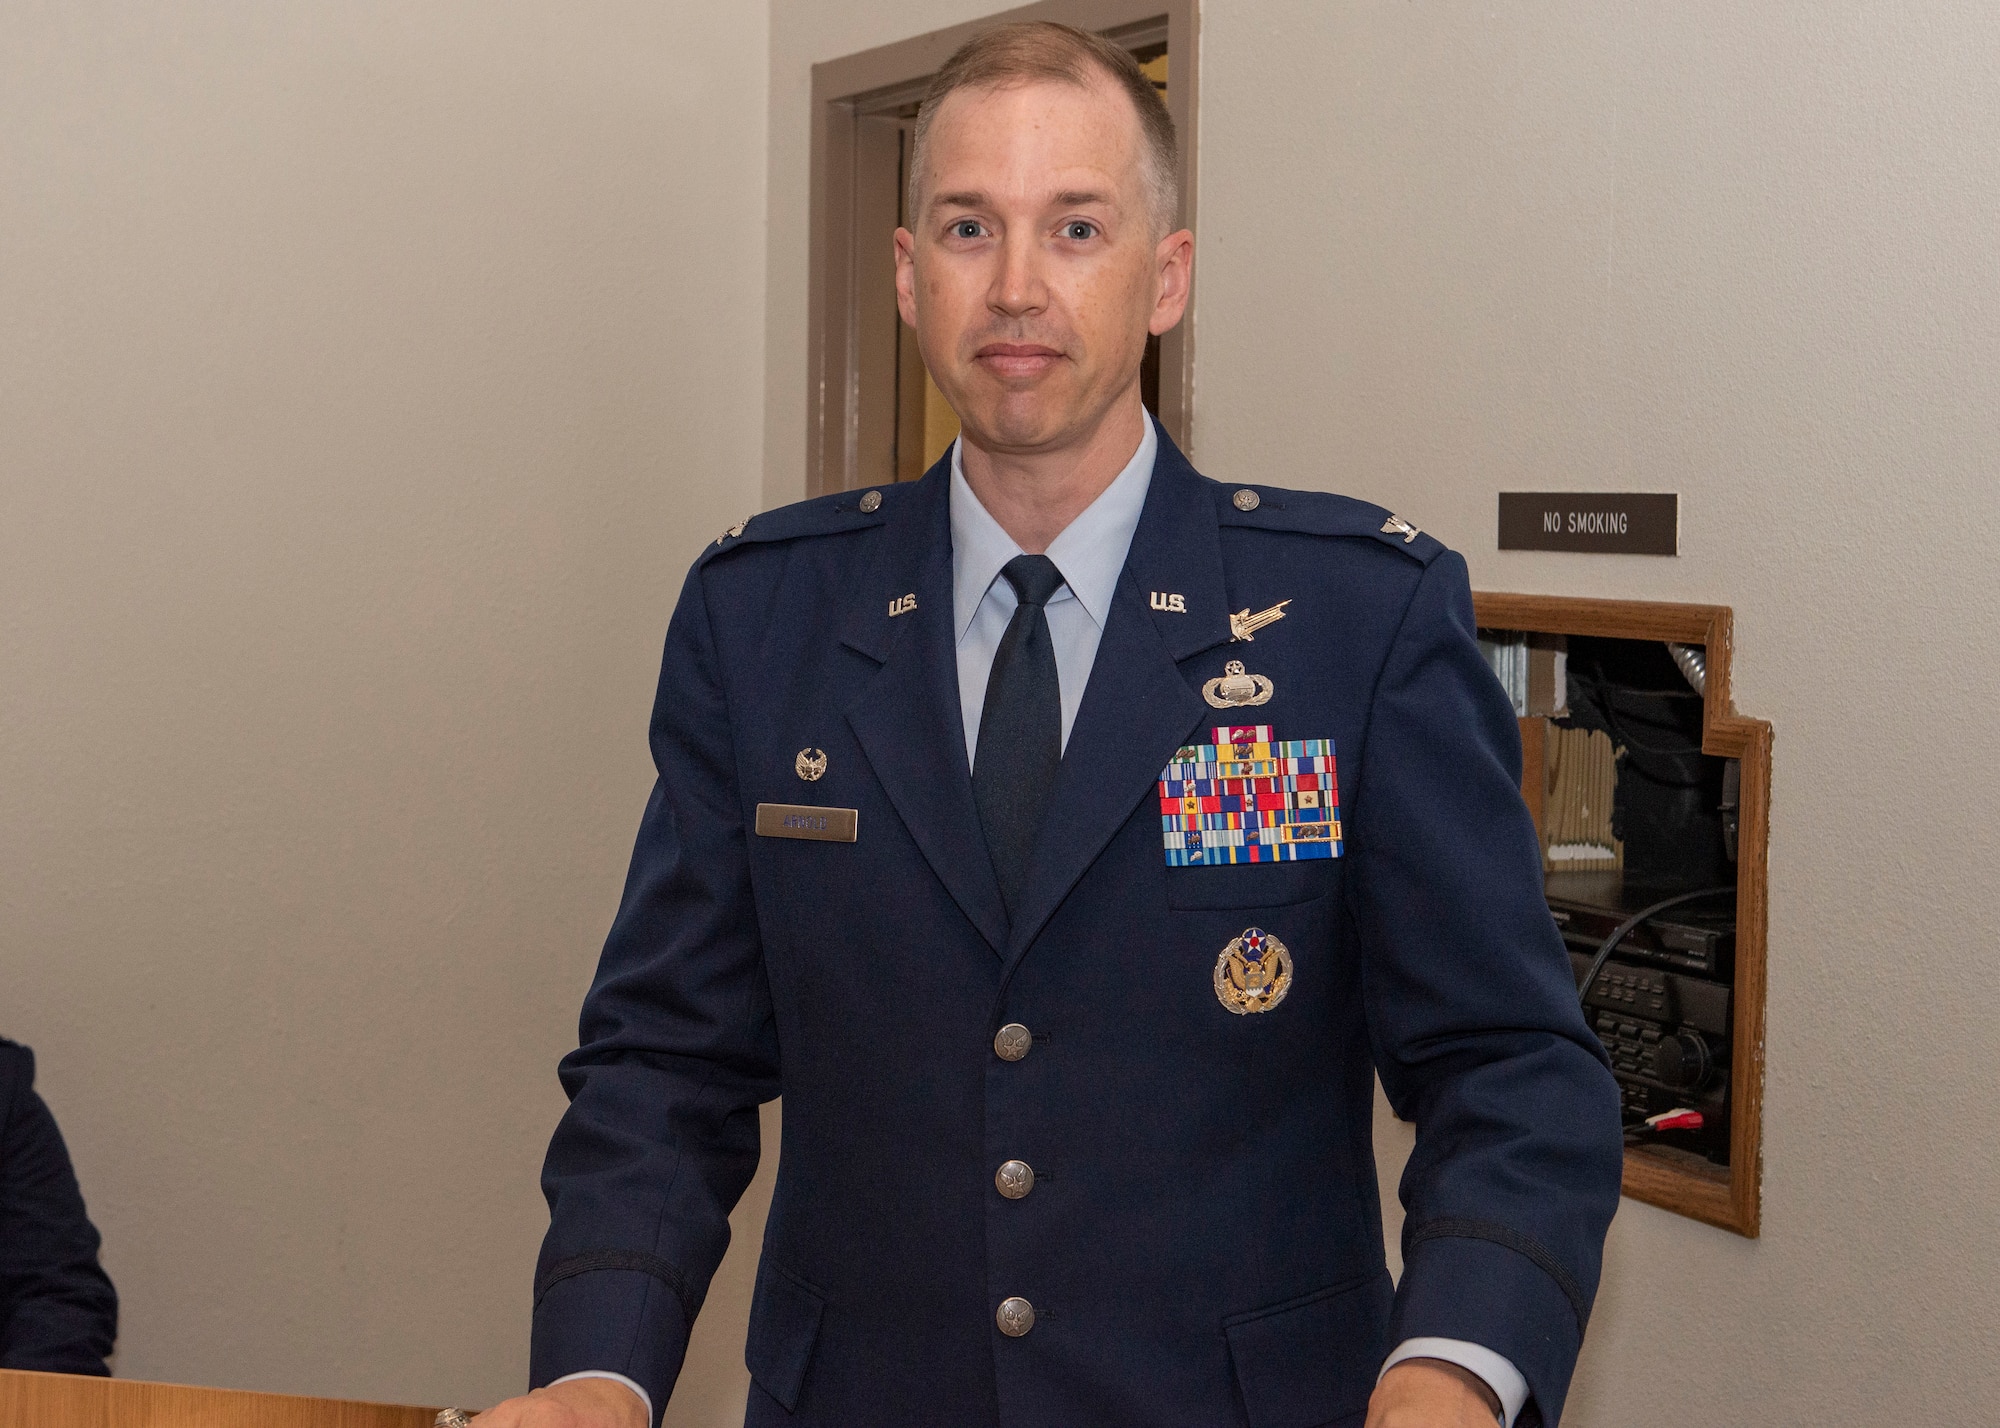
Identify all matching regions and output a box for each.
[951,220,984,239]
[1063,221,1097,241]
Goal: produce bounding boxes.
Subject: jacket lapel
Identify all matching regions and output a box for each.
[841,467,1011,958]
[1001,426,1230,962]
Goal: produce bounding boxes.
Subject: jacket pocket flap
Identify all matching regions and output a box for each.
[1165,860,1332,910]
[1224,1271,1393,1428]
[744,1262,826,1413]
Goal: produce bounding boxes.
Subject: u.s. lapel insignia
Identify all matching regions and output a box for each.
[1150,591,1188,613]
[1203,660,1274,709]
[1229,599,1290,642]
[888,593,918,617]
[1157,722,1342,866]
[795,747,827,781]
[1381,514,1420,543]
[1214,926,1293,1014]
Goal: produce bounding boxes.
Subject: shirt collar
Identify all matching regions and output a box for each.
[949,418,1158,641]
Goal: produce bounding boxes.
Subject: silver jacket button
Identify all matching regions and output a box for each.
[858,489,883,513]
[993,1023,1031,1061]
[1233,488,1260,511]
[995,1160,1035,1199]
[996,1296,1036,1337]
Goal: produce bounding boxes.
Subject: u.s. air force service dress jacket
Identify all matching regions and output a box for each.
[531,425,1624,1428]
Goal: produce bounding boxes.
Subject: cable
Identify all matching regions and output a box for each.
[1576,884,1737,1008]
[1572,679,1708,768]
[1666,642,1707,696]
[1624,1107,1707,1142]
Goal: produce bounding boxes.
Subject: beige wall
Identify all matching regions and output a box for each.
[8,1,1999,1424]
[1,1,768,1414]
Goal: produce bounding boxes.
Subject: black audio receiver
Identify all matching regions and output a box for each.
[1547,870,1735,978]
[1567,951,1733,1163]
[1550,870,1738,1166]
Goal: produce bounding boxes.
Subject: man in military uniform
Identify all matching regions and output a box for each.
[475,21,1621,1428]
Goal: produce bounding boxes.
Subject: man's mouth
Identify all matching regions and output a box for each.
[973,342,1066,379]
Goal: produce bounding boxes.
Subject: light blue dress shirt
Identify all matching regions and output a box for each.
[950,419,1157,767]
[565,422,1526,1428]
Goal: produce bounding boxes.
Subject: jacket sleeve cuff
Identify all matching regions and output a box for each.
[1389,1228,1588,1428]
[530,1268,689,1425]
[1381,1338,1526,1426]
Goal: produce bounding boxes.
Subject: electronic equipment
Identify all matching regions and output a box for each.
[1551,873,1736,1166]
[1569,951,1732,1162]
[1547,870,1735,978]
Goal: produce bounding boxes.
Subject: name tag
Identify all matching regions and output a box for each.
[755,803,858,843]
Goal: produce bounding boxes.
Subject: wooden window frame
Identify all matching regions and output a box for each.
[806,0,1201,496]
[1475,592,1773,1238]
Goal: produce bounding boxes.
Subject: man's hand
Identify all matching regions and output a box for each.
[460,1377,648,1428]
[1365,1358,1504,1428]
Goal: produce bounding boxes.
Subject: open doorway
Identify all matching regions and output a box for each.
[806,3,1198,496]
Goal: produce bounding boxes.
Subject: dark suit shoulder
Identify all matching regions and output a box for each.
[1209,479,1447,567]
[695,483,904,569]
[0,1039,40,1130]
[0,1039,29,1097]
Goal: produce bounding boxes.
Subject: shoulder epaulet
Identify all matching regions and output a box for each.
[697,481,906,566]
[1211,481,1446,565]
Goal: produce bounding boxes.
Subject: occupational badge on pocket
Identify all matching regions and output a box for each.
[1158,724,1342,865]
[1214,926,1293,1014]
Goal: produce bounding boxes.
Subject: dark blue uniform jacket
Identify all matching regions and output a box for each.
[532,427,1623,1427]
[0,1039,117,1375]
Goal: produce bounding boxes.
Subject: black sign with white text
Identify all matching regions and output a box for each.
[1498,492,1679,555]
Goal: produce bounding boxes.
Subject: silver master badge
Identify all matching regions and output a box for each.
[1202,660,1275,709]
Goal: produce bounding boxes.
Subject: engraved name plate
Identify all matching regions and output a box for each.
[755,803,858,842]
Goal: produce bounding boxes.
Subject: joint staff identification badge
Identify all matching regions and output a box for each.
[1215,926,1293,1014]
[1158,724,1342,865]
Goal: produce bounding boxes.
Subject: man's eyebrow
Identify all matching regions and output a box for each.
[928,189,1120,211]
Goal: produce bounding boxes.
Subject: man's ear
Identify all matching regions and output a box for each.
[894,227,919,329]
[1150,228,1194,336]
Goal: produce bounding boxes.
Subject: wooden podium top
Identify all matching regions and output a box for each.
[0,1368,442,1427]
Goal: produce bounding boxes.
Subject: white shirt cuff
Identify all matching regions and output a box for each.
[1380,1338,1528,1427]
[548,1370,653,1425]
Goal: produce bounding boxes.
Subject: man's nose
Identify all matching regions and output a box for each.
[986,234,1049,318]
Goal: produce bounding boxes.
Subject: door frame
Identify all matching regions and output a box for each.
[806,0,1201,496]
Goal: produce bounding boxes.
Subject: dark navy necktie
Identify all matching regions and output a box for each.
[974,554,1067,921]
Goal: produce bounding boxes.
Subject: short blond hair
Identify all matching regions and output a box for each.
[908,22,1179,236]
